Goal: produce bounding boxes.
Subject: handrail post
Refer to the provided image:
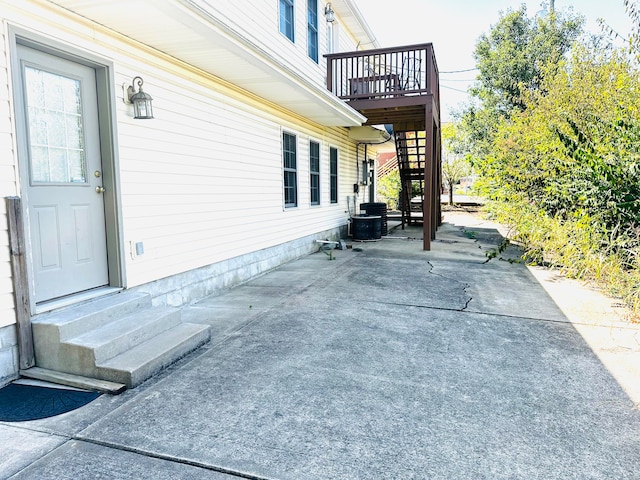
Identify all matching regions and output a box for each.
[426,45,433,96]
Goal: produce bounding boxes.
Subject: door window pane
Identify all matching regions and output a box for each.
[24,66,86,184]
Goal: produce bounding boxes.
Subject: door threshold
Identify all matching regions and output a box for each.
[35,286,123,314]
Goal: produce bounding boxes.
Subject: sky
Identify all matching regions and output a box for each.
[353,0,635,122]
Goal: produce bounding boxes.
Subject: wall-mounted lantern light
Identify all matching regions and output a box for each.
[324,3,335,23]
[127,76,154,119]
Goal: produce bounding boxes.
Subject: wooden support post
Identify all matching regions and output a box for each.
[436,124,443,227]
[423,105,434,250]
[6,197,35,369]
[432,122,440,235]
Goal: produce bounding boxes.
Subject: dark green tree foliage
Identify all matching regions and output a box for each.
[458,5,584,160]
[472,5,583,116]
[554,118,640,239]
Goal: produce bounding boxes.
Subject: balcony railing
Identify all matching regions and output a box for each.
[326,43,439,103]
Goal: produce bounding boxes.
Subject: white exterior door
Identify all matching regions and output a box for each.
[17,45,109,303]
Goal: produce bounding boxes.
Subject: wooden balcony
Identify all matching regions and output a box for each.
[326,43,440,130]
[326,43,442,250]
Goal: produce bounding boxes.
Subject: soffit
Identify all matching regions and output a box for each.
[48,0,367,126]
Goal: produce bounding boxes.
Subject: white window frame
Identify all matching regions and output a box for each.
[279,0,295,42]
[283,131,298,208]
[329,146,338,204]
[309,139,320,206]
[307,0,319,62]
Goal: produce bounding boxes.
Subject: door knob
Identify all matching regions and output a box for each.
[96,186,106,194]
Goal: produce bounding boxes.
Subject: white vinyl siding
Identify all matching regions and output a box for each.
[114,67,357,287]
[326,22,335,54]
[0,203,15,329]
[0,1,362,293]
[0,24,17,328]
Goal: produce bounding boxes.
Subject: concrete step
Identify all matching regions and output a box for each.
[61,307,182,368]
[32,291,152,342]
[96,322,211,388]
[32,291,211,389]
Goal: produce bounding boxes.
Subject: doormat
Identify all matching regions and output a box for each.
[0,383,101,422]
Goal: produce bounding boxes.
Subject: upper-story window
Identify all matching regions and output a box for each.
[307,0,318,62]
[280,0,295,42]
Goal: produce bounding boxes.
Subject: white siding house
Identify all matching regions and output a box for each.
[0,0,387,387]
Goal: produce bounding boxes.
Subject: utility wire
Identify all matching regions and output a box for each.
[440,67,478,74]
[440,84,469,94]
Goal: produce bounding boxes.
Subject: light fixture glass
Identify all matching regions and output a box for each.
[127,76,154,119]
[325,3,335,23]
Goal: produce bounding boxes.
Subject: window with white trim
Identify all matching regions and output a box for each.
[310,140,320,205]
[307,0,318,62]
[280,0,295,42]
[330,146,338,204]
[283,132,298,207]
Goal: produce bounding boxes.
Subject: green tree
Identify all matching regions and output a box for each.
[377,170,401,210]
[472,4,583,116]
[457,5,584,159]
[482,45,640,262]
[442,154,471,205]
[441,123,471,205]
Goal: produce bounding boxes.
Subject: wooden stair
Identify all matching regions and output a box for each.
[394,130,427,225]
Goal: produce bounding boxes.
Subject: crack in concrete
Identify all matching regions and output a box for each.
[461,292,473,311]
[73,435,271,480]
[426,260,473,312]
[366,298,587,327]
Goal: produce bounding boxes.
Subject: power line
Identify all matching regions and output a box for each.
[440,67,478,74]
[440,84,469,94]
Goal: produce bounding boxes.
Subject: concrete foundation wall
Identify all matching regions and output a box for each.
[0,324,18,387]
[134,225,347,307]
